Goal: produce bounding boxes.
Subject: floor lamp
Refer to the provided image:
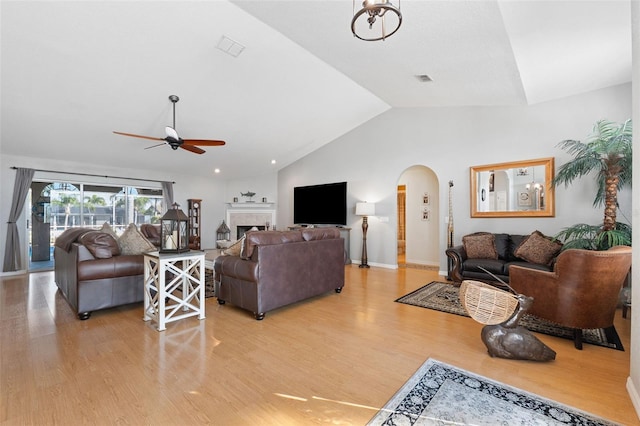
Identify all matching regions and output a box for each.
[356,202,375,268]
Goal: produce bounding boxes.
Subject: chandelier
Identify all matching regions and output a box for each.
[351,0,402,41]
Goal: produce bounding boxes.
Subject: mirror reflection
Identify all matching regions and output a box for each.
[470,158,555,218]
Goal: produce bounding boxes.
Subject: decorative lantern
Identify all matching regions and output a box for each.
[159,203,189,253]
[216,220,231,242]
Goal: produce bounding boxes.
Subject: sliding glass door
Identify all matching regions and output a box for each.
[29,181,163,271]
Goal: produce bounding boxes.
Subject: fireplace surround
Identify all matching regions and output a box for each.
[226,206,275,241]
[236,225,266,239]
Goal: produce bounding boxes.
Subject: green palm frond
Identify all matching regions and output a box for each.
[555,222,631,251]
[553,119,632,207]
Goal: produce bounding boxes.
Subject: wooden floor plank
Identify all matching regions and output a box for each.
[1,266,638,425]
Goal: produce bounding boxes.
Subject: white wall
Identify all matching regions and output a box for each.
[278,83,632,270]
[0,154,227,270]
[224,173,278,205]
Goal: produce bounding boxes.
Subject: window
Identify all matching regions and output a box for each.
[39,182,163,237]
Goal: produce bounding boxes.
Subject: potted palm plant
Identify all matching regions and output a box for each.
[552,119,632,250]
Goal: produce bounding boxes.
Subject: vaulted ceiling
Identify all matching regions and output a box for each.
[1,1,632,180]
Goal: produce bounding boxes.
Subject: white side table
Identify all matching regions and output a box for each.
[143,250,206,331]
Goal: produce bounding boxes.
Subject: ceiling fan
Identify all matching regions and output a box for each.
[113,95,226,154]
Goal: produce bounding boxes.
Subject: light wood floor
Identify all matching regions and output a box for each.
[1,266,638,425]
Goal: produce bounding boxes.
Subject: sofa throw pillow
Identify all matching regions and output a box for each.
[223,237,244,256]
[79,231,120,259]
[118,223,156,255]
[100,222,119,239]
[462,232,498,259]
[514,230,563,265]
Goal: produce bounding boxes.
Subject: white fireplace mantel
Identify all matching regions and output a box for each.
[226,202,274,209]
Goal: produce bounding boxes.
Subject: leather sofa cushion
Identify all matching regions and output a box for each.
[464,258,505,276]
[78,255,144,280]
[301,227,340,241]
[493,233,511,260]
[79,231,121,259]
[506,260,552,273]
[241,230,304,259]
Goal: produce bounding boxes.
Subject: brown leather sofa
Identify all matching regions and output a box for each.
[214,228,345,320]
[54,228,145,320]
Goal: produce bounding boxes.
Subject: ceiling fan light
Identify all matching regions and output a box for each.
[165,126,179,140]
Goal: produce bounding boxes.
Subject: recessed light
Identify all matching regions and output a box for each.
[415,74,433,82]
[214,168,221,174]
[271,159,277,164]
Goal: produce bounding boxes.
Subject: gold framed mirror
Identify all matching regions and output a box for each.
[470,157,555,218]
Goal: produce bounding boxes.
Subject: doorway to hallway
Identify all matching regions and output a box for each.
[397,166,440,270]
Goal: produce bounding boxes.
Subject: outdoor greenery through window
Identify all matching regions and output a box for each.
[33,181,164,239]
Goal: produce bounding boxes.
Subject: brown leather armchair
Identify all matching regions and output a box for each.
[509,246,632,349]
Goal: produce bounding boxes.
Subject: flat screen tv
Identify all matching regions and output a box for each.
[293,181,347,226]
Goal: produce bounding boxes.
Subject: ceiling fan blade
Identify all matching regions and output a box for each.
[182,139,226,146]
[180,144,206,154]
[144,142,167,150]
[113,131,164,141]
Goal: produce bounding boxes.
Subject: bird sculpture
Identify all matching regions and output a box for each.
[480,294,556,361]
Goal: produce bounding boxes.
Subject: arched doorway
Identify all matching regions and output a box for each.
[397,166,440,269]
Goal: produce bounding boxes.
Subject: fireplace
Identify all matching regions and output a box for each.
[237,225,266,239]
[226,207,276,241]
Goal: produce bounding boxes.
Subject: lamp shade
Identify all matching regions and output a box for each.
[356,202,376,216]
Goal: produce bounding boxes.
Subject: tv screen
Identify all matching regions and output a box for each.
[293,182,347,226]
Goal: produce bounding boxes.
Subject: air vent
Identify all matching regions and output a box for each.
[415,74,433,82]
[217,35,245,57]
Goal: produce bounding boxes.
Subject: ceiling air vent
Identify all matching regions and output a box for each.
[217,35,245,58]
[415,74,433,82]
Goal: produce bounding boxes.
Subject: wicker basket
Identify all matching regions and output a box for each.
[459,280,519,325]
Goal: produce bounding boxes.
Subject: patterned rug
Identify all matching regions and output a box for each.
[396,281,624,351]
[204,268,215,298]
[367,358,619,425]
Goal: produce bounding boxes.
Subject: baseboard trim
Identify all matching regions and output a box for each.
[0,269,28,278]
[627,376,640,421]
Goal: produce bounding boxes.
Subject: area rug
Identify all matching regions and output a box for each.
[396,282,624,351]
[367,358,619,425]
[204,268,215,298]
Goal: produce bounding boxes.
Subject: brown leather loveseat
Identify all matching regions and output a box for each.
[214,228,345,320]
[54,227,147,320]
